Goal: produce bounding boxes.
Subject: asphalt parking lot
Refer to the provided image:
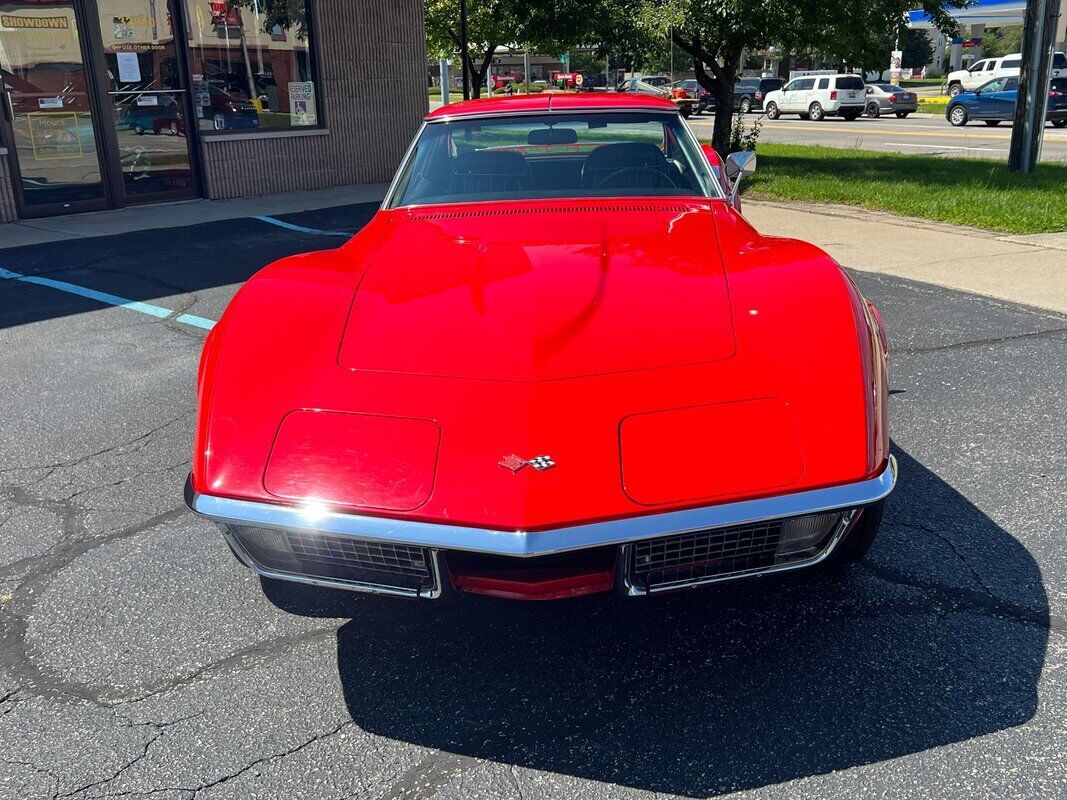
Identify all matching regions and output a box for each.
[0,204,1064,799]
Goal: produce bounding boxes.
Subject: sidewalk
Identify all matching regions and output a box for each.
[0,183,389,250]
[1,187,1063,316]
[743,200,1067,316]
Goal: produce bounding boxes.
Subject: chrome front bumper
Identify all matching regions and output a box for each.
[185,456,896,596]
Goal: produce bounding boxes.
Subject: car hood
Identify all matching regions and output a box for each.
[195,200,877,529]
[338,200,736,381]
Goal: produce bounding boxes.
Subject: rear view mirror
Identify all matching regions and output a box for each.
[528,127,578,145]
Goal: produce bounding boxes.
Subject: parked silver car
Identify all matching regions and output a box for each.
[864,84,918,118]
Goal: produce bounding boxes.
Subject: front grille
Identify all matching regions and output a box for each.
[630,521,783,592]
[231,526,436,595]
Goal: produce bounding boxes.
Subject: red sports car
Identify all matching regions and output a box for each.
[186,93,894,601]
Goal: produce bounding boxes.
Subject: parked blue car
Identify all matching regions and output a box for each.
[947,76,1067,127]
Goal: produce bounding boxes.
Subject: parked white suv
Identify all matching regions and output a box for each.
[763,74,867,121]
[946,52,1067,97]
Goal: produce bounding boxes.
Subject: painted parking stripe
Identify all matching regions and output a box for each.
[0,267,216,330]
[253,215,351,237]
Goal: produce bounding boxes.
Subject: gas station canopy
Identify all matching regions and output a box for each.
[907,0,1026,29]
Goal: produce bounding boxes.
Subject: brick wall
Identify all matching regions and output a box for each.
[199,0,428,200]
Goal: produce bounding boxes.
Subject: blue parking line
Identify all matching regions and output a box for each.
[173,313,217,331]
[253,215,352,237]
[0,267,215,331]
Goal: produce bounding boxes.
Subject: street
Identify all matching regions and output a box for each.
[427,98,1067,161]
[691,112,1067,160]
[0,201,1063,799]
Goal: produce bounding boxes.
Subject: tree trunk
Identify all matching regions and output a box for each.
[467,44,496,99]
[711,48,742,159]
[673,33,743,159]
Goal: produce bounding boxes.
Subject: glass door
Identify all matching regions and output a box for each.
[95,0,197,202]
[0,0,109,216]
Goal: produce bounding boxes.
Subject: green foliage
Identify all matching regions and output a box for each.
[729,109,763,152]
[901,29,934,69]
[226,0,309,39]
[637,0,966,156]
[425,0,594,96]
[982,26,1024,59]
[741,143,1067,234]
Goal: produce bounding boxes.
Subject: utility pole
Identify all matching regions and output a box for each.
[460,0,470,100]
[1009,0,1059,172]
[439,57,450,106]
[669,26,674,82]
[523,48,530,94]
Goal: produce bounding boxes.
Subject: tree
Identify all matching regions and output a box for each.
[901,29,934,70]
[425,0,589,98]
[982,26,1024,59]
[639,0,966,158]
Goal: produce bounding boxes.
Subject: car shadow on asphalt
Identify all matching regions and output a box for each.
[263,446,1048,797]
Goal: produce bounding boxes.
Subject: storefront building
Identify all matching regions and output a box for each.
[0,0,427,223]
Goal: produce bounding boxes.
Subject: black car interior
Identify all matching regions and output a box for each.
[398,119,709,206]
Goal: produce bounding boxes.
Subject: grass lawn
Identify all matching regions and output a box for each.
[918,97,949,115]
[742,143,1067,234]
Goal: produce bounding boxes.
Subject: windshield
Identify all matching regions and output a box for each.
[835,76,865,90]
[386,111,722,208]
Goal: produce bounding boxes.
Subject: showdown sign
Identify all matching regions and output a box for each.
[1,15,69,28]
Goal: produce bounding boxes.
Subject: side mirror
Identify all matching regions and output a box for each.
[725,150,757,207]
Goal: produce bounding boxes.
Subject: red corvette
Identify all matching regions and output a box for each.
[186,93,894,601]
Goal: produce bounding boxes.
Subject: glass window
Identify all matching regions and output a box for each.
[796,78,815,90]
[181,0,319,132]
[1055,54,1067,70]
[817,78,829,89]
[981,78,1004,92]
[1001,58,1021,69]
[0,0,106,209]
[970,61,985,72]
[835,76,865,90]
[783,80,799,92]
[1003,78,1018,91]
[387,111,722,208]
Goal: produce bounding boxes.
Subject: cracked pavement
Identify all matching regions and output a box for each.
[0,203,1064,799]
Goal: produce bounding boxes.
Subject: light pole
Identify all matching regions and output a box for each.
[460,0,470,100]
[439,57,450,106]
[669,26,674,82]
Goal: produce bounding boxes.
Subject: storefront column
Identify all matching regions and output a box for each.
[0,152,16,224]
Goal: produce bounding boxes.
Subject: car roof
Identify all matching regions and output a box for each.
[425,92,677,120]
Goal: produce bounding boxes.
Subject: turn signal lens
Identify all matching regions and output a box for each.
[776,512,848,559]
